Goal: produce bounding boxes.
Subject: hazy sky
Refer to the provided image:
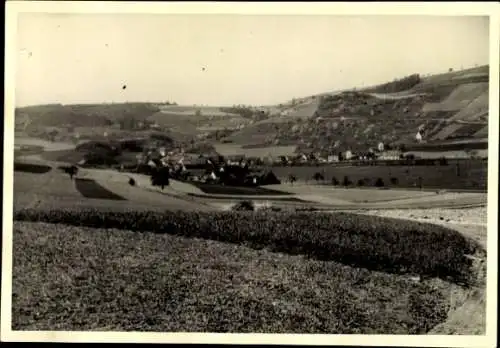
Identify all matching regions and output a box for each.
[15,14,489,107]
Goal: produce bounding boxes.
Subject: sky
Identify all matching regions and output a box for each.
[15,14,489,107]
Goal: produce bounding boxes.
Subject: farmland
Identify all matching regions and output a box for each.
[12,207,483,333]
[13,221,459,333]
[266,160,488,191]
[74,178,126,200]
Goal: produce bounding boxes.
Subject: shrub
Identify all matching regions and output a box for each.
[232,200,255,211]
[331,176,340,186]
[14,208,479,285]
[342,176,352,187]
[375,178,385,187]
[128,178,136,186]
[357,179,365,187]
[390,177,399,185]
[313,172,325,182]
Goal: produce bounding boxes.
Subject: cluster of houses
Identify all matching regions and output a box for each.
[134,140,407,178]
[135,146,281,186]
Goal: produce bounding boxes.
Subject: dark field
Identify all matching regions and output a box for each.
[74,178,126,200]
[13,221,454,333]
[15,209,480,284]
[191,183,292,196]
[14,162,52,174]
[268,161,488,191]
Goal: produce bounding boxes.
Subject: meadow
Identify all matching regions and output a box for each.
[267,161,488,191]
[12,221,455,333]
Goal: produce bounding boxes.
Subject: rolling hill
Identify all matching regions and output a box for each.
[15,65,489,155]
[218,65,489,153]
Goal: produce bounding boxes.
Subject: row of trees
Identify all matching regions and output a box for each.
[288,172,424,189]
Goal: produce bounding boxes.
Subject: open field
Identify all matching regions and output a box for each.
[214,143,297,157]
[267,162,488,191]
[14,137,76,152]
[191,183,291,196]
[13,163,212,213]
[15,209,481,283]
[13,220,469,333]
[74,178,126,200]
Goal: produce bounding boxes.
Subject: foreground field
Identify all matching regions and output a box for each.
[13,221,467,333]
[15,209,480,284]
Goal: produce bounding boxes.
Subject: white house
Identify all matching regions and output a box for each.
[416,131,423,143]
[327,155,338,163]
[345,150,353,160]
[378,142,384,152]
[379,150,402,160]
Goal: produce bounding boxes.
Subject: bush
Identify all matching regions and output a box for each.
[331,176,340,186]
[128,178,136,186]
[14,208,479,285]
[342,176,352,187]
[357,179,365,187]
[232,200,255,211]
[390,177,399,185]
[375,178,385,187]
[313,172,324,182]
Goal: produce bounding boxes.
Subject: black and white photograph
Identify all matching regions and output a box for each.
[2,2,498,346]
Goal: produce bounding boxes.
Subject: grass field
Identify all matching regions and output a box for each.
[74,178,127,200]
[267,162,487,191]
[214,144,297,157]
[13,165,212,213]
[191,183,292,196]
[13,220,470,333]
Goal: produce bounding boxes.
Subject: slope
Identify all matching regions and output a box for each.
[223,65,489,152]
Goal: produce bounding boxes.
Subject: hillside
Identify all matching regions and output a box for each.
[219,65,489,153]
[15,65,489,155]
[16,103,160,128]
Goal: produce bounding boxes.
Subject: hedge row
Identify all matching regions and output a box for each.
[14,209,478,284]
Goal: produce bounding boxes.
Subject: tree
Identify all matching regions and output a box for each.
[375,178,385,187]
[195,109,202,117]
[313,172,324,183]
[151,166,170,190]
[342,175,351,187]
[288,174,297,185]
[67,165,78,180]
[331,176,339,186]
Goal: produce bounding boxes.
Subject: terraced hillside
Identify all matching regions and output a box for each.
[219,66,489,153]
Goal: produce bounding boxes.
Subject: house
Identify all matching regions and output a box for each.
[415,131,423,143]
[327,155,339,163]
[344,150,353,160]
[378,150,402,160]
